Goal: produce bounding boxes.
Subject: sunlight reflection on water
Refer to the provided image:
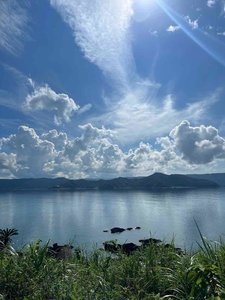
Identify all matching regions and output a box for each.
[0,189,224,250]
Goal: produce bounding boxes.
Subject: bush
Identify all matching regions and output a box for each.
[1,238,225,299]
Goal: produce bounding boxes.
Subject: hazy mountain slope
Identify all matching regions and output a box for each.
[189,173,225,187]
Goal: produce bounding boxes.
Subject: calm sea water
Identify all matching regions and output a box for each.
[0,189,224,250]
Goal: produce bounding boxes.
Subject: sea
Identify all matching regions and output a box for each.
[0,188,224,250]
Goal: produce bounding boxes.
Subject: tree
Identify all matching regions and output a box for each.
[0,228,18,246]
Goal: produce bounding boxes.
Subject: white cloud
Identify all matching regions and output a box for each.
[0,152,17,178]
[50,0,217,146]
[221,1,225,15]
[77,103,92,115]
[41,129,68,150]
[24,85,80,125]
[185,16,199,30]
[217,31,225,36]
[167,25,180,32]
[207,0,216,7]
[170,120,225,164]
[0,126,56,177]
[0,152,15,169]
[0,0,28,55]
[0,124,123,178]
[207,25,213,30]
[50,0,134,86]
[93,86,219,144]
[1,121,225,179]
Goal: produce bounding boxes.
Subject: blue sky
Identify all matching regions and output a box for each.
[0,0,225,179]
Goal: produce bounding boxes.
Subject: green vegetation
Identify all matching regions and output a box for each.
[0,228,18,246]
[1,231,225,300]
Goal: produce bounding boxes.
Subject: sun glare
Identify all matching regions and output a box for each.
[133,0,154,22]
[136,0,153,5]
[134,0,154,7]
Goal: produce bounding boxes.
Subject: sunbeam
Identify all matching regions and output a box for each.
[156,0,225,68]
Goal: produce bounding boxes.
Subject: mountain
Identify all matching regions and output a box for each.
[0,173,219,192]
[189,173,225,187]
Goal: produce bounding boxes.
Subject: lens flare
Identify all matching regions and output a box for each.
[155,0,225,68]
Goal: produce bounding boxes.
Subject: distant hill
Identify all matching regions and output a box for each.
[0,173,219,192]
[189,173,225,187]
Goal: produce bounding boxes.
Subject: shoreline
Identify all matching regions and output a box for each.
[1,234,225,299]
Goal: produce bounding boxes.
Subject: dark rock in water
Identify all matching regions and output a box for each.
[139,238,162,246]
[103,230,108,232]
[122,243,140,255]
[103,241,139,255]
[126,227,133,231]
[103,235,185,257]
[175,247,185,255]
[48,243,73,260]
[103,241,121,253]
[164,244,184,254]
[135,226,141,230]
[110,227,125,234]
[164,243,174,249]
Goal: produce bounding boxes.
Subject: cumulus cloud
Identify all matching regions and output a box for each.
[0,0,28,55]
[0,154,17,179]
[185,16,199,30]
[24,85,80,125]
[167,25,180,32]
[0,124,122,178]
[1,121,225,179]
[0,126,56,177]
[41,129,68,150]
[0,152,17,178]
[170,120,225,164]
[50,0,134,86]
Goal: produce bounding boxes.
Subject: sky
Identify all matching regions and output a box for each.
[0,0,225,179]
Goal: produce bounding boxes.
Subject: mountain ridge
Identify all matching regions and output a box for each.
[0,172,222,192]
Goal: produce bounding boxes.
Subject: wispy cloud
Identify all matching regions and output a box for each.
[185,16,199,30]
[166,25,180,32]
[0,0,28,55]
[217,31,225,36]
[91,83,222,144]
[50,0,134,87]
[207,25,213,30]
[0,64,31,112]
[149,30,158,37]
[50,0,220,145]
[158,0,225,68]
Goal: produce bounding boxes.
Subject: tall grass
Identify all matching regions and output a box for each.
[1,238,225,299]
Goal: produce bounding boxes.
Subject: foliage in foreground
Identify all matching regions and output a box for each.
[1,237,225,300]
